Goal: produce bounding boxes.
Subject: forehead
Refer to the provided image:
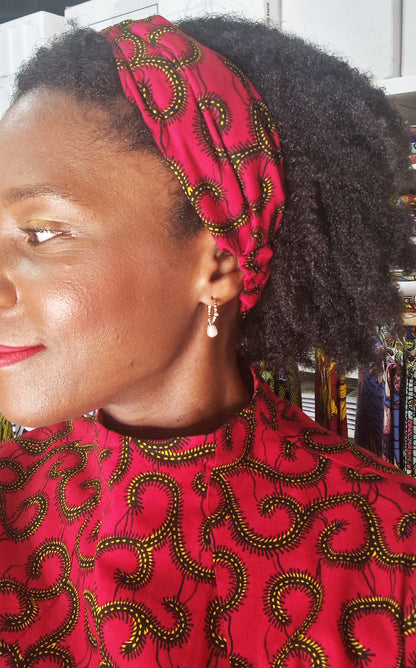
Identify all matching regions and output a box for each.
[1,89,116,162]
[0,89,178,215]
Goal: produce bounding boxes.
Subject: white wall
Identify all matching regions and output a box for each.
[281,0,402,80]
[0,11,66,116]
[65,0,269,26]
[402,0,416,76]
[65,0,157,30]
[159,0,268,22]
[0,0,270,114]
[1,0,415,118]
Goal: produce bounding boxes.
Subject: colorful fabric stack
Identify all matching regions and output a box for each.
[410,125,416,171]
[354,368,385,458]
[258,361,302,408]
[314,349,348,438]
[400,192,416,238]
[403,329,416,476]
[354,327,416,476]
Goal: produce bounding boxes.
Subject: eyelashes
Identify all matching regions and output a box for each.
[22,227,68,245]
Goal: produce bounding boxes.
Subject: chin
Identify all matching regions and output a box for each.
[1,411,47,431]
[0,388,99,431]
[1,404,66,431]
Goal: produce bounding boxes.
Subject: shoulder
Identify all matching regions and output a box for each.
[238,378,416,579]
[250,375,416,502]
[0,417,96,463]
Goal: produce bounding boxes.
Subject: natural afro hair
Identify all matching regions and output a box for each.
[12,16,416,370]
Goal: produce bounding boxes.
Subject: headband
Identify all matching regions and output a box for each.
[102,15,285,313]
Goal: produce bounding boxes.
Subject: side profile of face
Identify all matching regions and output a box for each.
[0,89,216,427]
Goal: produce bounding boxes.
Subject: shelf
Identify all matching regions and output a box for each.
[378,75,416,96]
[377,75,416,125]
[397,281,416,296]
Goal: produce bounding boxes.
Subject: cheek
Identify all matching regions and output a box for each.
[28,274,96,344]
[0,257,193,427]
[36,261,149,356]
[42,285,90,328]
[36,254,135,320]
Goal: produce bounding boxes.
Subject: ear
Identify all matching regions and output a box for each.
[197,231,244,307]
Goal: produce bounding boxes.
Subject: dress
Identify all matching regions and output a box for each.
[0,372,416,667]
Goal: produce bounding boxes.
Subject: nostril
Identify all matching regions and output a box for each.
[0,277,17,308]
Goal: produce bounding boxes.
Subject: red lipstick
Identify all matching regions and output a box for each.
[0,345,45,368]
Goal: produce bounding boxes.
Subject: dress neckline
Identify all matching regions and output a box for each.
[94,369,261,446]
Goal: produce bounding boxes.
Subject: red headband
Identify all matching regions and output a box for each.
[102,16,285,313]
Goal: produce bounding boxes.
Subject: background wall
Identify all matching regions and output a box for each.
[0,0,273,115]
[281,0,402,80]
[0,0,415,120]
[63,0,272,29]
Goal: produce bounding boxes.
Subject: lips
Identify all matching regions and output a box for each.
[0,345,45,368]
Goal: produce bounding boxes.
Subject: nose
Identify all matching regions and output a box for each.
[0,276,17,308]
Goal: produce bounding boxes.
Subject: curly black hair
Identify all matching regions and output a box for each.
[12,16,416,370]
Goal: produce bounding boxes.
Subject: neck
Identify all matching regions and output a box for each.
[100,323,252,439]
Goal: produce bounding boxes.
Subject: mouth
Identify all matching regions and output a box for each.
[0,345,45,368]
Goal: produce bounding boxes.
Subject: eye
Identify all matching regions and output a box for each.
[23,227,64,245]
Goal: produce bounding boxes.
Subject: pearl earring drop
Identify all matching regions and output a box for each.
[207,298,219,338]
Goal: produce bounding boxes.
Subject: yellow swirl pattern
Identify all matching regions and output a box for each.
[0,377,415,664]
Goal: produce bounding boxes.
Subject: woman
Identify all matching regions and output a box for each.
[0,14,415,667]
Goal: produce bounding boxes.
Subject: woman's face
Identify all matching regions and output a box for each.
[0,90,208,426]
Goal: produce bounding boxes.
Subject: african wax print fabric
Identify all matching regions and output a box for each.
[409,124,416,171]
[354,368,385,459]
[354,328,416,475]
[257,360,302,409]
[102,16,285,313]
[314,349,348,438]
[1,373,416,667]
[0,413,12,442]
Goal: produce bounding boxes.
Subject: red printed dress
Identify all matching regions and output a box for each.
[0,373,416,666]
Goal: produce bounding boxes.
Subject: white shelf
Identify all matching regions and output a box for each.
[378,74,416,96]
[377,75,416,125]
[397,281,416,296]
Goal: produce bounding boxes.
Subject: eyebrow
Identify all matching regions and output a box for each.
[3,184,81,205]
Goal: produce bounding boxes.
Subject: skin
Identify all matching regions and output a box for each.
[0,89,250,436]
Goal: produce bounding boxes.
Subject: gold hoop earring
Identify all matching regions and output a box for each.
[207,298,219,338]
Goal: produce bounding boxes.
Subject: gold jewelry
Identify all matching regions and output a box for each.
[207,298,219,338]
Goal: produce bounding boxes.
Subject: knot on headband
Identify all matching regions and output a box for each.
[102,15,285,313]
